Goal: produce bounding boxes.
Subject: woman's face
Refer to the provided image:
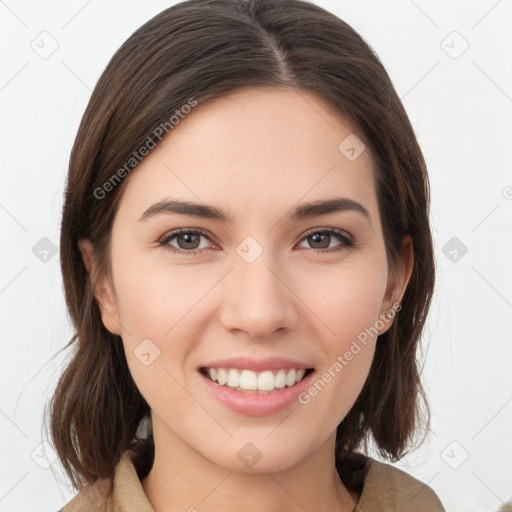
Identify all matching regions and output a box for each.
[85,87,411,473]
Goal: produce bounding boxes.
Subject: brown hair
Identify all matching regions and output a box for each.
[46,0,435,497]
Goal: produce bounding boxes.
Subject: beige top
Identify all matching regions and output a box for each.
[60,449,445,511]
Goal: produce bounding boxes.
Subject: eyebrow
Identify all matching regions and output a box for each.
[138,196,372,227]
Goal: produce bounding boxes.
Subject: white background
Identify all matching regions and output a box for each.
[1,1,511,511]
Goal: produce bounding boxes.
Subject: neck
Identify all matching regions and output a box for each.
[141,417,358,512]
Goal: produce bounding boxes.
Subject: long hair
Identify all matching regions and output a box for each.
[46,0,435,497]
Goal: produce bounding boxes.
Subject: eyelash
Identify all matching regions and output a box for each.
[157,227,354,256]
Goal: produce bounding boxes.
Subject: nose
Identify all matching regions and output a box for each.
[218,250,298,340]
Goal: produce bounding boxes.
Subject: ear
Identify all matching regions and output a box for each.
[78,238,123,336]
[377,235,414,335]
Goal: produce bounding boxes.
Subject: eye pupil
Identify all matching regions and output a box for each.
[179,233,200,249]
[309,233,330,249]
[163,229,348,255]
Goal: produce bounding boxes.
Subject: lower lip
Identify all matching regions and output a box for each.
[198,369,315,416]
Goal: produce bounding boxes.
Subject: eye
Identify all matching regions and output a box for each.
[157,227,354,256]
[158,228,216,255]
[297,228,354,254]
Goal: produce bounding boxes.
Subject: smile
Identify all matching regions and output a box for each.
[200,367,313,393]
[198,365,316,416]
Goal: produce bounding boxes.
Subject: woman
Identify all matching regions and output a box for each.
[48,0,445,510]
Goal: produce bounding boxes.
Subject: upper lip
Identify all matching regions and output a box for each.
[200,357,314,372]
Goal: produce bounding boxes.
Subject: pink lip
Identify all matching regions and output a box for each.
[200,356,314,372]
[198,368,316,416]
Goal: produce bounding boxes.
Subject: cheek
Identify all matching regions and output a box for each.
[298,260,387,348]
[111,247,207,340]
[112,237,387,404]
[111,253,211,404]
[293,262,386,413]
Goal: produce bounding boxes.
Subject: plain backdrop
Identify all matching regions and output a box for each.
[1,1,511,511]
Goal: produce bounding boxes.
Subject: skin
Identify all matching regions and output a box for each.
[79,87,413,512]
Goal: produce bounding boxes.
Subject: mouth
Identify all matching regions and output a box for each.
[198,366,315,394]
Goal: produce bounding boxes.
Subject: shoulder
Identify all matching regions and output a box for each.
[58,477,113,512]
[58,449,153,512]
[356,458,445,511]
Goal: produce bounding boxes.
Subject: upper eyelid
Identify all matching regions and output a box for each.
[301,226,352,239]
[159,227,353,247]
[158,228,217,245]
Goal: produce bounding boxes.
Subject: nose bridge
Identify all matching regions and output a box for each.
[238,249,282,301]
[220,237,296,337]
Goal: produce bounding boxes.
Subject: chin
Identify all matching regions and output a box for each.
[201,439,310,475]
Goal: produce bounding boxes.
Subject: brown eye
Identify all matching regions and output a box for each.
[307,232,331,249]
[159,229,215,255]
[297,229,354,253]
[175,232,201,250]
[158,227,354,256]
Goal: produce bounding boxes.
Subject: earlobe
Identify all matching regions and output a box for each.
[78,238,94,274]
[95,277,123,336]
[78,238,123,336]
[397,235,414,303]
[378,235,414,336]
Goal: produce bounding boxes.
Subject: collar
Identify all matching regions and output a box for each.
[62,448,444,511]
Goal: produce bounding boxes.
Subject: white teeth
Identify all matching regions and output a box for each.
[217,368,227,385]
[204,367,310,392]
[285,369,296,387]
[257,370,275,391]
[227,368,240,388]
[275,369,286,388]
[239,369,257,390]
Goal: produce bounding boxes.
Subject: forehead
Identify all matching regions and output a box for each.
[117,87,378,226]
